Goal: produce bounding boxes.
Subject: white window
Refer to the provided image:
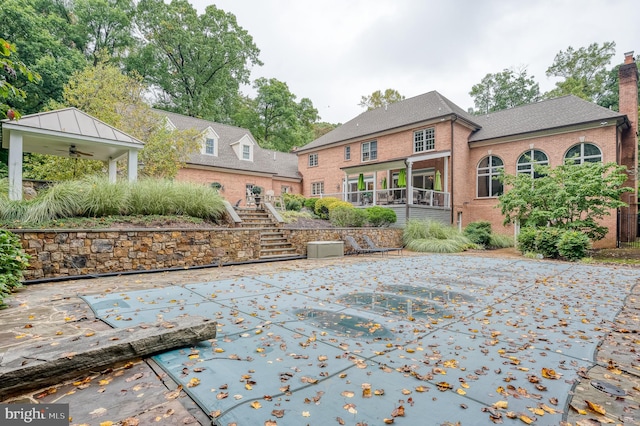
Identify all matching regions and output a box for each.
[205,138,215,155]
[564,142,602,164]
[309,153,318,167]
[242,145,251,160]
[362,141,377,162]
[414,128,435,153]
[477,155,504,198]
[311,182,324,195]
[517,149,548,178]
[344,146,351,161]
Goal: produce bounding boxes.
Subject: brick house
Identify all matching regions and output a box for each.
[295,53,639,248]
[156,110,301,207]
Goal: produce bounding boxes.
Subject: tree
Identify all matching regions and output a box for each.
[545,41,616,103]
[233,77,319,152]
[130,0,261,122]
[1,37,41,177]
[74,0,136,65]
[1,38,41,118]
[359,89,405,110]
[24,58,200,180]
[0,0,87,114]
[498,161,632,241]
[469,67,541,115]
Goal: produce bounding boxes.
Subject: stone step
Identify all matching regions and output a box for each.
[260,247,297,257]
[258,253,303,260]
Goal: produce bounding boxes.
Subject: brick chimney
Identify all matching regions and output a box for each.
[618,51,639,241]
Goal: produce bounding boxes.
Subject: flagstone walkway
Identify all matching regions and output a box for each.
[1,253,639,425]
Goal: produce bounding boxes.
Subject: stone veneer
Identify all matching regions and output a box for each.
[14,227,404,280]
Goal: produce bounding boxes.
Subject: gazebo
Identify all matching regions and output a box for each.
[1,108,144,200]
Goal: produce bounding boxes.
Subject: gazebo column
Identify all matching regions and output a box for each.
[108,158,117,183]
[127,150,138,182]
[8,132,23,201]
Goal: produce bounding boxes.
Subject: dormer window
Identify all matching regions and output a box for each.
[242,145,251,160]
[205,138,215,155]
[201,127,219,156]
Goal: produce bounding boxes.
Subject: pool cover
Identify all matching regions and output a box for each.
[81,255,639,425]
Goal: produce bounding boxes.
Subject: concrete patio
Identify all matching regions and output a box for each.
[1,253,639,425]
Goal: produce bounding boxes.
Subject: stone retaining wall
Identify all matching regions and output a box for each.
[14,227,403,280]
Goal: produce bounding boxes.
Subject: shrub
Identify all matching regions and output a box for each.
[329,206,367,227]
[365,206,397,227]
[304,197,319,211]
[283,193,305,211]
[314,197,352,219]
[285,198,302,211]
[0,230,30,309]
[517,227,537,254]
[557,230,591,261]
[403,219,475,253]
[463,221,492,247]
[535,227,562,258]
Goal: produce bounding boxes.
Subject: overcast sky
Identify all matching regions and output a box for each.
[192,0,639,124]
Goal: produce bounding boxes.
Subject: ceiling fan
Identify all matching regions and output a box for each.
[66,145,94,158]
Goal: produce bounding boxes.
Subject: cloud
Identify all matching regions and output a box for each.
[194,0,639,124]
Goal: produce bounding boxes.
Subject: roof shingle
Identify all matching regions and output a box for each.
[154,110,300,180]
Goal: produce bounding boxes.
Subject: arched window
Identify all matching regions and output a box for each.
[517,149,549,178]
[564,143,602,164]
[477,155,504,198]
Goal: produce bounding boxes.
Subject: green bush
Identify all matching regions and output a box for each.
[463,221,492,247]
[304,198,319,211]
[0,230,30,309]
[557,230,591,261]
[536,227,562,258]
[283,193,304,211]
[329,206,367,227]
[365,206,397,227]
[314,197,352,219]
[517,227,537,253]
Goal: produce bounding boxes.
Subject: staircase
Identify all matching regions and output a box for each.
[235,208,298,259]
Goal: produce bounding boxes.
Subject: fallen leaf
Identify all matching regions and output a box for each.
[541,368,561,379]
[250,401,262,409]
[493,401,508,409]
[271,410,284,418]
[585,400,606,415]
[519,414,535,424]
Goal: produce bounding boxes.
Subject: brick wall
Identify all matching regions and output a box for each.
[458,126,621,248]
[176,168,301,208]
[15,227,403,280]
[299,121,453,197]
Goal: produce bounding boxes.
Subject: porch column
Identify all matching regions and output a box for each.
[407,161,413,205]
[444,156,450,207]
[372,173,377,205]
[127,149,138,182]
[8,131,23,201]
[108,157,117,183]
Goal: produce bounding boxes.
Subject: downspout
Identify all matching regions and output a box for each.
[450,114,458,224]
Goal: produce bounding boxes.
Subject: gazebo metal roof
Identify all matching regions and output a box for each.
[1,108,144,200]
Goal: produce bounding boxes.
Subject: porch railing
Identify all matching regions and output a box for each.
[319,189,450,208]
